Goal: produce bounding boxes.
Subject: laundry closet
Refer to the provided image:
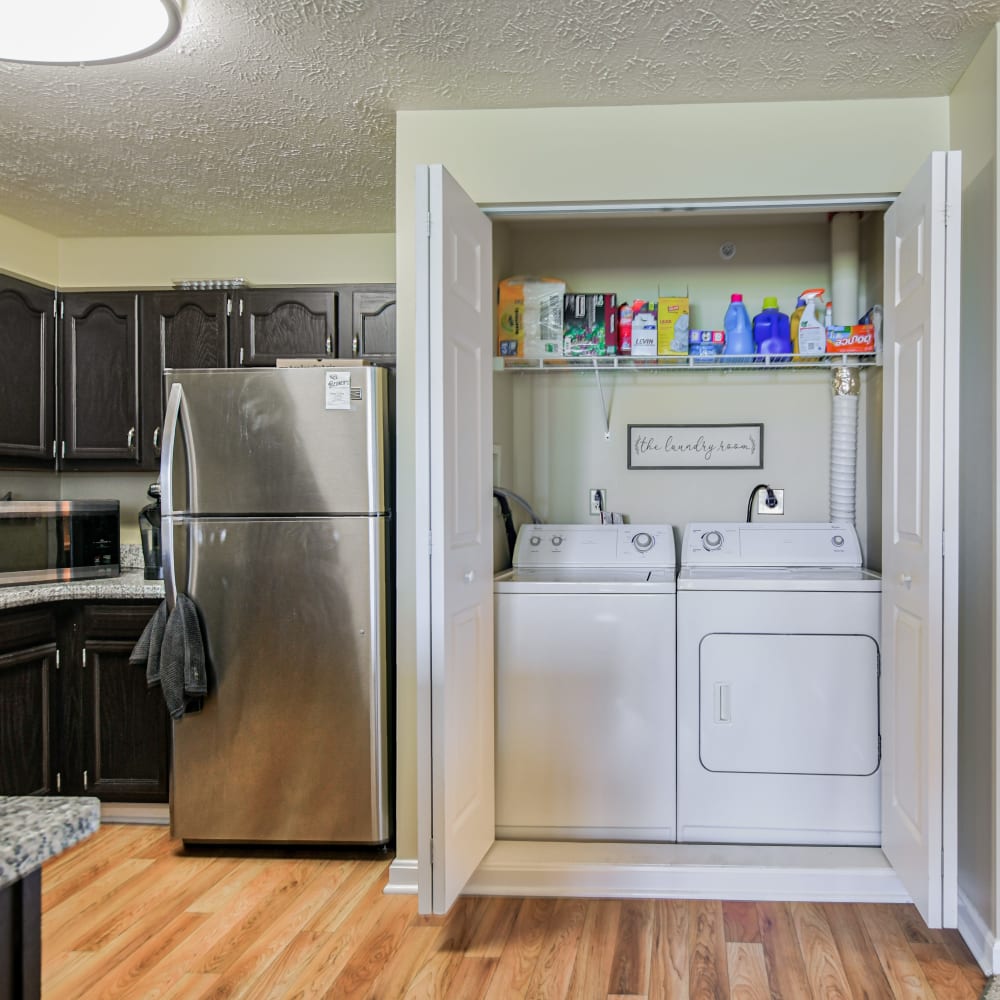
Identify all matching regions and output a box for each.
[393,95,986,954]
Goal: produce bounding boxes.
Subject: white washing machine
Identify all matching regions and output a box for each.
[494,523,677,841]
[677,522,881,847]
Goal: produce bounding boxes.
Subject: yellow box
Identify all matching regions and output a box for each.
[496,276,566,358]
[656,297,690,355]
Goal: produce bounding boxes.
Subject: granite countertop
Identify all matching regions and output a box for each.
[0,796,101,889]
[0,543,166,611]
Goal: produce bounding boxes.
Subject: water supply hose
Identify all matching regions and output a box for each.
[830,366,861,524]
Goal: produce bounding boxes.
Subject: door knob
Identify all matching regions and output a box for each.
[899,573,913,588]
[463,570,475,583]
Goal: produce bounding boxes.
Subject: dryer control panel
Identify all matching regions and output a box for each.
[513,524,677,569]
[682,522,862,567]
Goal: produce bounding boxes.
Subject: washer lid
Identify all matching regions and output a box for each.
[678,565,882,592]
[495,566,676,593]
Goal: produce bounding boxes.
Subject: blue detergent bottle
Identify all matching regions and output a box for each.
[723,293,754,362]
[753,296,792,361]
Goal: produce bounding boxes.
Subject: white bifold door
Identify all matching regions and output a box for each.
[880,150,960,928]
[415,153,960,926]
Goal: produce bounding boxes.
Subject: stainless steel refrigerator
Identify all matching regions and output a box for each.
[160,366,392,844]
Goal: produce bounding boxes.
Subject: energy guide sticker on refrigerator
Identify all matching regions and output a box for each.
[160,366,392,845]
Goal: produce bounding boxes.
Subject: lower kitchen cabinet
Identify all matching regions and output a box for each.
[0,600,170,802]
[0,608,59,796]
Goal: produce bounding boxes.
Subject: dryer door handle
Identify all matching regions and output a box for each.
[715,683,731,723]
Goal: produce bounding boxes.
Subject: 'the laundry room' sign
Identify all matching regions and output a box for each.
[627,423,764,469]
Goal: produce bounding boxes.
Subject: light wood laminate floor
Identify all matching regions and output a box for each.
[40,824,986,999]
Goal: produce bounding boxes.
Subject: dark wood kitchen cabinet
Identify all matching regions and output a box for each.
[0,600,169,802]
[0,274,57,468]
[139,290,230,471]
[59,292,141,469]
[235,287,338,366]
[338,283,396,364]
[0,608,59,796]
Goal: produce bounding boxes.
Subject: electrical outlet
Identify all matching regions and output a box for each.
[589,489,605,516]
[757,488,784,515]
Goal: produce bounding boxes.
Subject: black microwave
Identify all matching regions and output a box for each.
[0,500,120,586]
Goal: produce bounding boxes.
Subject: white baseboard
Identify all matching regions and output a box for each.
[100,802,170,826]
[957,887,997,975]
[386,858,418,895]
[383,842,909,904]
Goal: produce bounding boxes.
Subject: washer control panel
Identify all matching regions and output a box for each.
[682,522,862,567]
[513,524,677,569]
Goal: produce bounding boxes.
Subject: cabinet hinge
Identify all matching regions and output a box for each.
[428,530,433,556]
[55,772,61,793]
[239,299,244,317]
[430,837,436,866]
[239,346,245,366]
[83,770,88,791]
[55,649,60,671]
[52,297,58,318]
[51,440,57,459]
[227,298,232,316]
[59,301,64,319]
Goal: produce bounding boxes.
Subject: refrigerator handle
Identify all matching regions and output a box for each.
[160,382,186,606]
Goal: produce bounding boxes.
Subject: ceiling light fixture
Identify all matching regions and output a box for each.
[0,0,183,66]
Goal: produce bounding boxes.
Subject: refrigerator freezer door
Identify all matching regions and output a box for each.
[162,366,389,516]
[167,514,390,844]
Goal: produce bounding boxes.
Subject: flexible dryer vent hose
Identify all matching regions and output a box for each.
[830,366,861,525]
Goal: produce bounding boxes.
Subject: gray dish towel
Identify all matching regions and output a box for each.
[130,595,208,719]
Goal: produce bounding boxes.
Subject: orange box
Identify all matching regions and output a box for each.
[826,324,876,354]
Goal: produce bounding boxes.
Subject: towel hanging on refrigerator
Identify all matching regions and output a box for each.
[130,595,208,719]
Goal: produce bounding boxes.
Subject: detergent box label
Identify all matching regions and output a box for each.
[563,293,618,357]
[826,324,877,354]
[630,303,658,357]
[497,276,566,358]
[656,296,690,355]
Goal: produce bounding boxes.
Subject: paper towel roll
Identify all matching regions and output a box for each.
[830,212,861,326]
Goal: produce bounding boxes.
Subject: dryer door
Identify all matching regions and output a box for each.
[699,633,880,776]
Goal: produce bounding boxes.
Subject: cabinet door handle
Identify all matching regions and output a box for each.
[153,426,161,454]
[127,426,136,454]
[326,334,332,354]
[353,333,360,357]
[56,772,62,793]
[82,649,87,668]
[83,770,88,791]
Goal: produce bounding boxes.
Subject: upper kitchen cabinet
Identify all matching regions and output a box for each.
[339,284,396,364]
[0,274,56,468]
[140,290,230,471]
[235,287,337,366]
[60,292,141,469]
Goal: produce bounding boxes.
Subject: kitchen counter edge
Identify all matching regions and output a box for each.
[0,570,165,611]
[0,796,101,889]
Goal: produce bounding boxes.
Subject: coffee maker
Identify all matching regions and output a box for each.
[138,482,163,580]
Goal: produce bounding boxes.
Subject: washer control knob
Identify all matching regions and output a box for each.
[702,530,724,551]
[529,535,541,547]
[551,535,563,547]
[832,534,845,547]
[632,532,654,552]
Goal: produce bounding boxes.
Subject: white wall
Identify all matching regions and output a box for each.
[395,97,951,862]
[950,27,999,960]
[0,212,58,286]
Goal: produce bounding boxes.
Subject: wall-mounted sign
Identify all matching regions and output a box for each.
[627,423,764,470]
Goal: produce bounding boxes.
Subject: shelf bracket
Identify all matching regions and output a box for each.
[593,361,611,439]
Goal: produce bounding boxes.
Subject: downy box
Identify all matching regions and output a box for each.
[563,293,618,357]
[497,276,566,358]
[656,296,690,355]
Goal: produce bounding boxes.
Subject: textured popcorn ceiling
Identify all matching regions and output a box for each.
[0,0,996,237]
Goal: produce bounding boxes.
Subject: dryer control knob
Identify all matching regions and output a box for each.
[703,530,724,550]
[529,535,541,547]
[551,535,563,546]
[632,532,654,552]
[832,534,845,547]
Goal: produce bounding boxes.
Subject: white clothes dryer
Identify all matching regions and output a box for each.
[494,524,677,841]
[676,522,881,847]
